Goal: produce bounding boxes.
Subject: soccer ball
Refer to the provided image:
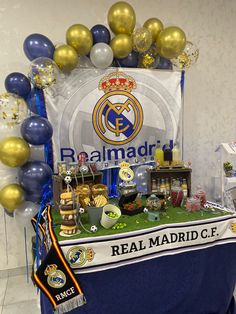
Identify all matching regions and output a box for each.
[79,207,85,214]
[90,225,98,233]
[64,176,72,184]
[143,208,149,213]
[66,170,72,176]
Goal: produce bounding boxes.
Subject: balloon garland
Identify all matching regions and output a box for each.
[0,1,199,225]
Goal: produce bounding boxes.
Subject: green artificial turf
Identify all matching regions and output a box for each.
[52,199,232,241]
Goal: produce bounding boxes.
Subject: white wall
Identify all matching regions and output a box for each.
[0,0,236,270]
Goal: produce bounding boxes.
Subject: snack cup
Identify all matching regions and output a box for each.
[100,204,121,229]
[87,206,103,226]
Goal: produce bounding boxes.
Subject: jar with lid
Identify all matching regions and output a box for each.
[76,184,91,208]
[194,186,206,207]
[118,182,137,196]
[186,197,201,212]
[91,184,108,198]
[57,161,67,175]
[146,194,161,211]
[171,181,183,207]
[69,161,79,176]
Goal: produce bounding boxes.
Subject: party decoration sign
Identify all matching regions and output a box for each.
[60,213,236,274]
[45,68,183,170]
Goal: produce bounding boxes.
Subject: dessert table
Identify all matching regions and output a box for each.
[39,205,236,314]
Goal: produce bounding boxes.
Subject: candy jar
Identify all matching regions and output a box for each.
[146,194,161,211]
[186,197,201,212]
[194,186,207,207]
[171,181,183,207]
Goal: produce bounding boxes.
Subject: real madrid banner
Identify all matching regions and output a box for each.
[45,68,183,169]
[59,214,236,274]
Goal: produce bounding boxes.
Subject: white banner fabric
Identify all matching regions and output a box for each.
[59,214,236,274]
[45,68,182,170]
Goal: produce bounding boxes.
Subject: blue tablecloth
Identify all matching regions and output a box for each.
[40,243,236,314]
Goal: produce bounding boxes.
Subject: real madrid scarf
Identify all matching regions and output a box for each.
[33,206,86,314]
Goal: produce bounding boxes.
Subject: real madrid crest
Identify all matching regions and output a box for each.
[92,70,143,145]
[119,161,134,182]
[44,264,66,289]
[66,246,95,268]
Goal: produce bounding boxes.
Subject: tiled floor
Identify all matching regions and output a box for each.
[0,274,40,314]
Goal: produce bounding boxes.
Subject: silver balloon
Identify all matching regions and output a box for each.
[90,43,114,69]
[14,201,39,228]
[134,165,151,194]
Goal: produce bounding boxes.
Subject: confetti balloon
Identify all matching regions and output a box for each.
[139,45,160,69]
[28,57,60,89]
[171,41,199,70]
[107,1,136,35]
[0,93,28,126]
[132,28,152,53]
[156,26,186,59]
[0,183,25,212]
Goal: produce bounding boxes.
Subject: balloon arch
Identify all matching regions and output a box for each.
[0,1,199,226]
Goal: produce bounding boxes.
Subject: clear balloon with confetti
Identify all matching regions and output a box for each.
[0,93,28,127]
[28,57,60,89]
[171,41,199,70]
[139,45,160,69]
[132,27,152,53]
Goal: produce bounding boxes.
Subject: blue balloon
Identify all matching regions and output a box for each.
[19,161,53,192]
[21,116,53,145]
[23,33,55,61]
[5,72,31,99]
[26,87,45,115]
[156,57,173,70]
[91,24,110,44]
[115,51,139,68]
[25,190,42,203]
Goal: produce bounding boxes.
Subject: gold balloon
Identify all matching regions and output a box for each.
[110,34,133,59]
[0,137,30,167]
[53,44,78,72]
[143,18,164,43]
[108,1,136,35]
[0,184,25,212]
[132,28,152,53]
[66,24,93,56]
[156,26,186,59]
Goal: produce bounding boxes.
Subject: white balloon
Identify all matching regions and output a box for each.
[90,43,114,69]
[14,201,39,229]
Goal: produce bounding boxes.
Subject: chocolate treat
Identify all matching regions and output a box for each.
[60,204,74,211]
[61,219,76,227]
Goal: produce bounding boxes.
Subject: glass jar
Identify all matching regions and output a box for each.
[69,161,79,176]
[186,197,201,212]
[91,184,108,198]
[194,187,207,207]
[91,184,108,207]
[146,194,161,211]
[57,161,67,175]
[171,181,184,207]
[118,182,137,196]
[76,184,91,208]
